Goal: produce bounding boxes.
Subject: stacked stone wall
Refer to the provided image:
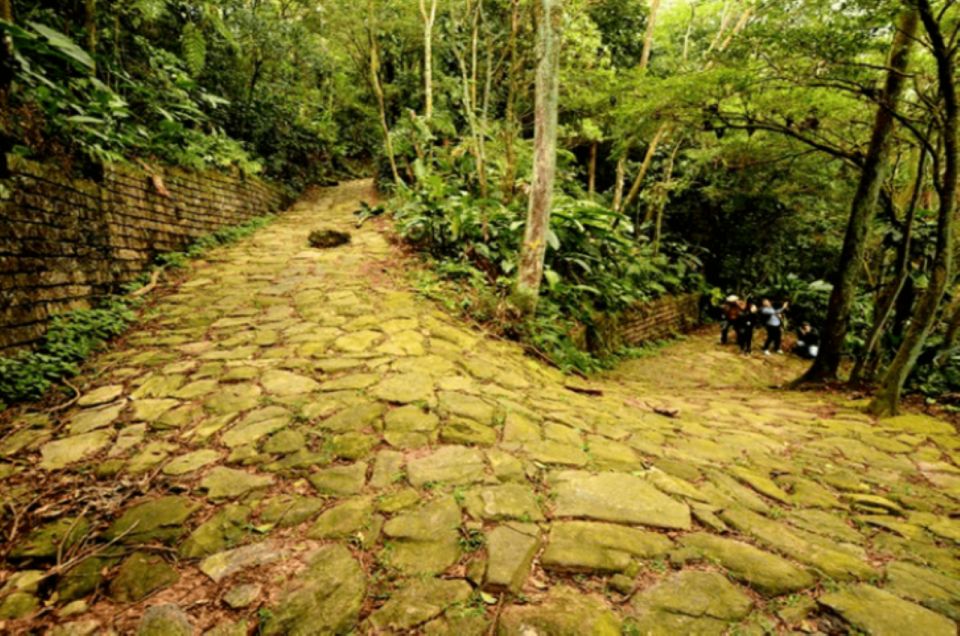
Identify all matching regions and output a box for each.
[585,293,701,352]
[0,156,289,351]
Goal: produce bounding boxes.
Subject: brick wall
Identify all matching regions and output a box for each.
[0,156,290,352]
[585,293,701,353]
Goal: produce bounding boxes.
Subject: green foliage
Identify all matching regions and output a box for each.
[392,156,704,372]
[0,298,135,403]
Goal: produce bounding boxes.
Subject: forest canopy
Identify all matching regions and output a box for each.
[0,0,958,413]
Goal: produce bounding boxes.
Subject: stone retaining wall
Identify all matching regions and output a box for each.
[0,156,289,352]
[586,293,702,352]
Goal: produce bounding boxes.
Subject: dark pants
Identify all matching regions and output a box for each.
[739,327,753,353]
[763,325,782,352]
[721,320,733,344]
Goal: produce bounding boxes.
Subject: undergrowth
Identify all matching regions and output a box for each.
[388,166,705,374]
[0,215,275,406]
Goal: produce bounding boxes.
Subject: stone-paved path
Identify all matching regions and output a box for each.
[2,180,959,635]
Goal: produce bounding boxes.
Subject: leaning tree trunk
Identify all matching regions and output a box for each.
[640,0,662,70]
[850,143,928,384]
[870,0,957,416]
[798,8,918,384]
[621,124,667,216]
[368,12,401,186]
[514,0,560,315]
[0,0,12,89]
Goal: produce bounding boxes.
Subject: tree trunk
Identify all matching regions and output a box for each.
[850,142,928,384]
[613,156,625,211]
[588,142,598,197]
[85,0,97,58]
[514,0,560,315]
[651,142,680,254]
[936,299,960,365]
[0,0,12,89]
[368,5,401,186]
[419,0,437,120]
[621,124,667,215]
[870,1,957,416]
[640,0,662,70]
[798,9,918,384]
[453,12,488,197]
[501,0,521,202]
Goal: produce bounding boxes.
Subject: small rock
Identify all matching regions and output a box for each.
[308,228,351,248]
[200,541,284,583]
[136,604,192,636]
[223,583,262,609]
[109,552,179,602]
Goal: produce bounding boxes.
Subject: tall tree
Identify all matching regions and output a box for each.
[797,8,918,383]
[367,1,401,185]
[419,0,438,119]
[501,0,522,201]
[514,0,560,314]
[870,0,957,415]
[0,0,12,89]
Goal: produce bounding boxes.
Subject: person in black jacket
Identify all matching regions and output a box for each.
[795,322,820,359]
[736,303,758,355]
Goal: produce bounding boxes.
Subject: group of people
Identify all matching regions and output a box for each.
[719,295,819,358]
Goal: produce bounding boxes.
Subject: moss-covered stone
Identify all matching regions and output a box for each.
[308,461,367,496]
[200,466,273,499]
[180,505,251,558]
[676,532,815,595]
[307,497,374,539]
[541,520,672,573]
[105,496,200,544]
[259,495,326,528]
[498,585,621,635]
[463,484,543,521]
[9,516,90,560]
[630,571,752,635]
[382,497,462,574]
[368,578,472,631]
[109,552,179,602]
[407,446,486,486]
[819,584,955,636]
[551,470,691,529]
[135,604,192,636]
[199,541,284,583]
[262,544,365,635]
[485,525,539,593]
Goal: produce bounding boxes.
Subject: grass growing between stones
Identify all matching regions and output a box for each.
[0,215,277,406]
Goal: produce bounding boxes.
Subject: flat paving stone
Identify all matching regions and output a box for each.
[551,471,691,529]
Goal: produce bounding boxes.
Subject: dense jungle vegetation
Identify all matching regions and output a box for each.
[0,0,958,414]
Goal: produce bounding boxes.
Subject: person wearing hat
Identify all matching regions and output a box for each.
[720,295,742,345]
